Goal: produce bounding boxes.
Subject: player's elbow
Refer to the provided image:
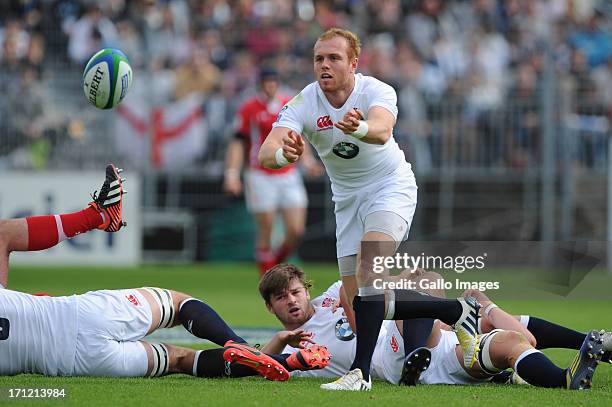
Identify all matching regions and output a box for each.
[373,128,392,145]
[526,331,537,348]
[257,148,271,168]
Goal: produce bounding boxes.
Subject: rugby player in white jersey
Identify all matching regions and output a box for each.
[259,264,611,390]
[259,28,481,390]
[0,165,329,380]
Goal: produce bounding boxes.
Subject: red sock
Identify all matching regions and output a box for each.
[275,242,293,264]
[26,207,103,251]
[256,248,276,276]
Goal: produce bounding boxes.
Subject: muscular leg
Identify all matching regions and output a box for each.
[0,219,28,288]
[0,205,104,288]
[141,342,299,379]
[348,231,395,380]
[278,206,306,263]
[137,288,246,345]
[462,330,569,388]
[253,211,275,274]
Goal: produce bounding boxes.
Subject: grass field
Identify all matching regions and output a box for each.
[2,263,611,406]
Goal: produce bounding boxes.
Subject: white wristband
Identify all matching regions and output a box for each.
[275,148,290,167]
[483,303,498,317]
[351,120,369,139]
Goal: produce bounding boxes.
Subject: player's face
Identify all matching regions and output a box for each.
[261,79,279,99]
[313,36,358,93]
[267,278,313,326]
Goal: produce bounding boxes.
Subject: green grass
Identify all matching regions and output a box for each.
[3,263,612,406]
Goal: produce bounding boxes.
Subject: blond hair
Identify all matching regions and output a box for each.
[316,28,361,60]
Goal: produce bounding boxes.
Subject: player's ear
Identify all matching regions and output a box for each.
[266,302,274,314]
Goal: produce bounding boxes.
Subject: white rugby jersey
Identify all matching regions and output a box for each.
[0,288,78,375]
[273,73,409,192]
[283,281,394,378]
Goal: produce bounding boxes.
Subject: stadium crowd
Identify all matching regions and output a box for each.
[0,0,610,171]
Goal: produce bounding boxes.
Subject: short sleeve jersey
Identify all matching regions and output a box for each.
[282,282,356,378]
[273,73,408,191]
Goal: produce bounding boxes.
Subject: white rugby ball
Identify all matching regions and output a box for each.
[83,48,133,109]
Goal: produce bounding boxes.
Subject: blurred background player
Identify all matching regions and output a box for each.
[224,67,321,275]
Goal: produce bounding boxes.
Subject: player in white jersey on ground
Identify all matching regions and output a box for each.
[258,264,611,390]
[259,27,481,390]
[0,165,328,380]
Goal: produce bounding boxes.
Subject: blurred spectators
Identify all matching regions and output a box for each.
[0,0,610,171]
[66,4,119,65]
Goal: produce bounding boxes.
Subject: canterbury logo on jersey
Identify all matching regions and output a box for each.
[316,115,333,130]
[126,294,140,306]
[390,335,399,353]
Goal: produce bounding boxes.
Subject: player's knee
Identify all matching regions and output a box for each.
[0,220,10,251]
[500,330,530,347]
[477,329,507,373]
[285,224,305,242]
[170,290,190,310]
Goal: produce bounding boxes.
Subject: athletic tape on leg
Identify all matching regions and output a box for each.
[149,343,170,377]
[359,285,384,297]
[363,211,409,247]
[477,329,504,374]
[338,255,357,277]
[385,289,395,320]
[144,287,175,329]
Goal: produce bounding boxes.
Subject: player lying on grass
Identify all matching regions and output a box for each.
[0,164,329,380]
[258,264,611,390]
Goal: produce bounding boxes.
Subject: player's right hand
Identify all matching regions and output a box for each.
[278,329,315,348]
[223,175,243,196]
[282,130,305,163]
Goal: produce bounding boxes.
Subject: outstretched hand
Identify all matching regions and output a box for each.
[335,108,364,134]
[278,329,315,348]
[281,131,305,163]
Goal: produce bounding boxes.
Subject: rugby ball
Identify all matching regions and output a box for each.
[83,48,133,109]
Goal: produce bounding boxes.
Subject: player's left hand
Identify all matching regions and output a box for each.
[335,108,364,135]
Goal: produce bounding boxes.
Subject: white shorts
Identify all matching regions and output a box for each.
[244,169,308,213]
[333,163,417,258]
[73,289,151,377]
[372,324,486,385]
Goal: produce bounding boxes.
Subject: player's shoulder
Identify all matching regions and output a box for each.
[290,82,318,104]
[359,74,395,94]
